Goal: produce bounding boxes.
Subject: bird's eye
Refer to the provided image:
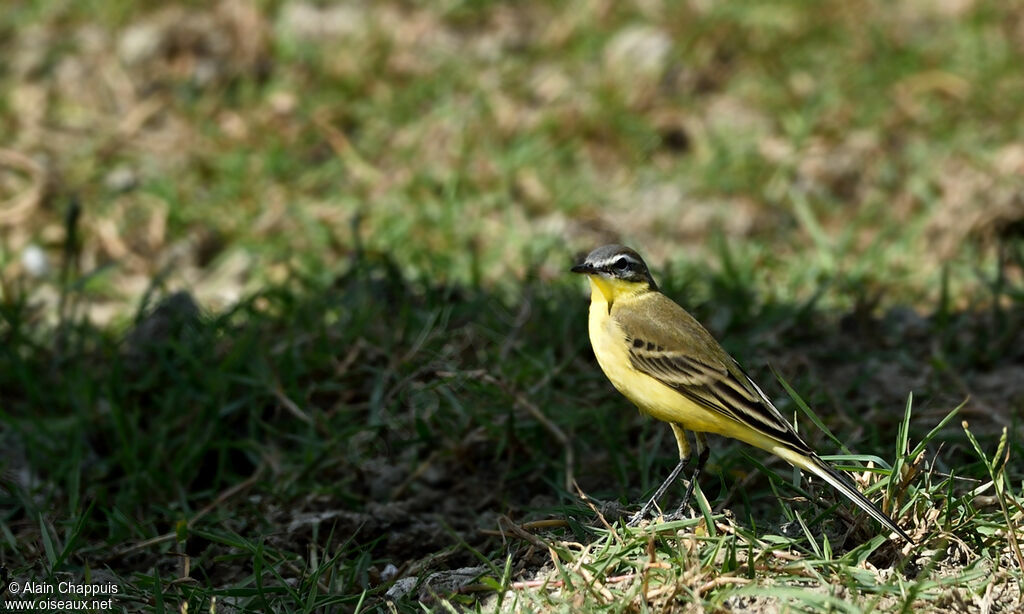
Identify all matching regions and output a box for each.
[613,257,630,270]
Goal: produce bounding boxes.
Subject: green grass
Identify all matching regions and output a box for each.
[2,0,1024,612]
[3,244,1021,611]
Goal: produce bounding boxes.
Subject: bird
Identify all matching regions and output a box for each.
[571,244,914,543]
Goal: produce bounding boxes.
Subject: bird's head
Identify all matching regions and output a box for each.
[571,244,658,301]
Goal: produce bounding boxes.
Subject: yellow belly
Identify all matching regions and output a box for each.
[587,299,714,432]
[587,295,775,448]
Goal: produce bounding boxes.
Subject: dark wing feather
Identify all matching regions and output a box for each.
[613,293,915,543]
[617,294,812,454]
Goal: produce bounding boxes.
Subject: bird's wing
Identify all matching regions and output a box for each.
[615,293,812,453]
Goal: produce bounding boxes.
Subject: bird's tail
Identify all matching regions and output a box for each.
[774,447,915,544]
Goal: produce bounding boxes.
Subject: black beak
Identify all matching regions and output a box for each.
[570,262,594,274]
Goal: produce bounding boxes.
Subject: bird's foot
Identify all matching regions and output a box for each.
[628,505,693,526]
[661,506,695,522]
[627,509,649,527]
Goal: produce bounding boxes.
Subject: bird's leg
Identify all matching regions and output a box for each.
[628,454,690,525]
[628,424,691,526]
[668,433,709,520]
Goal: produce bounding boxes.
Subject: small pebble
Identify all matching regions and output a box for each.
[104,165,138,192]
[21,243,49,277]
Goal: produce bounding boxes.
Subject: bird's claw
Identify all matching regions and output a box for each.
[662,506,694,522]
[626,510,647,527]
[627,505,693,526]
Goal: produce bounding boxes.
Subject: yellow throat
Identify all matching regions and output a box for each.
[586,274,649,308]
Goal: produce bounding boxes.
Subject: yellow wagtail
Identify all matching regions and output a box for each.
[571,244,913,543]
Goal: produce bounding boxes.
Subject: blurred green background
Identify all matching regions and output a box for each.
[2,0,1023,611]
[3,0,1022,316]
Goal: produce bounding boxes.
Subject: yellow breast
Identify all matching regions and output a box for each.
[585,278,753,439]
